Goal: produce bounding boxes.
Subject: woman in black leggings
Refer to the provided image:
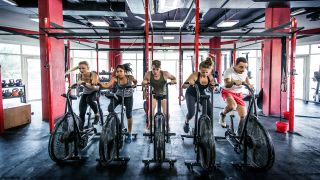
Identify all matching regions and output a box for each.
[77,61,100,130]
[182,57,216,133]
[100,63,137,143]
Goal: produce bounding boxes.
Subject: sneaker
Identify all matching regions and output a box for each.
[183,122,190,133]
[219,112,227,128]
[93,115,99,125]
[125,134,132,144]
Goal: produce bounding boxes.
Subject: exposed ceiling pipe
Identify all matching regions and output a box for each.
[179,0,195,31]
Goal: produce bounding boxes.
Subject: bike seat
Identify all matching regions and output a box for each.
[104,92,117,99]
[61,93,77,100]
[243,94,259,101]
[200,94,210,99]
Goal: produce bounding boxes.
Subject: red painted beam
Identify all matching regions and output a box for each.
[289,17,297,133]
[260,42,264,90]
[298,28,320,35]
[145,0,150,126]
[0,26,38,35]
[195,0,199,72]
[210,37,222,83]
[0,65,4,134]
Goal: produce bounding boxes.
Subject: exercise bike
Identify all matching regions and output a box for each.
[181,83,216,171]
[142,83,177,168]
[217,82,275,171]
[48,84,99,163]
[98,85,137,165]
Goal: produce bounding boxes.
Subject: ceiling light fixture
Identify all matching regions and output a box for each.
[217,20,239,27]
[88,19,109,27]
[166,20,183,28]
[163,36,175,40]
[2,0,17,6]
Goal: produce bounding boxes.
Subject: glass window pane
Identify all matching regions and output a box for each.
[22,45,40,55]
[153,51,165,60]
[27,58,41,100]
[137,59,143,84]
[73,50,91,58]
[311,44,320,54]
[98,51,108,58]
[99,59,108,72]
[294,58,304,99]
[0,43,20,54]
[296,45,309,55]
[123,52,136,59]
[137,52,143,59]
[0,55,22,79]
[309,55,320,101]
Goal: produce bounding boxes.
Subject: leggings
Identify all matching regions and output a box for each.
[108,96,133,119]
[79,92,99,127]
[185,92,212,120]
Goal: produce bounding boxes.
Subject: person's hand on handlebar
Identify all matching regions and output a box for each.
[234,80,242,86]
[77,80,84,86]
[168,80,177,85]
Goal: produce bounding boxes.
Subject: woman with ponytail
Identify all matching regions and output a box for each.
[100,63,137,143]
[181,57,217,133]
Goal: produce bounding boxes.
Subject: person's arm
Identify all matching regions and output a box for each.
[208,74,216,90]
[128,75,138,88]
[245,77,254,89]
[76,73,84,85]
[142,72,150,86]
[100,77,116,89]
[164,71,177,84]
[182,73,196,89]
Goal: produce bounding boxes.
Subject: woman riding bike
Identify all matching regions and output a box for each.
[182,57,216,133]
[100,63,137,143]
[76,61,100,130]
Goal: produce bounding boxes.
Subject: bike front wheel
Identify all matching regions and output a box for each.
[48,112,79,163]
[99,114,117,165]
[198,115,216,170]
[245,115,275,171]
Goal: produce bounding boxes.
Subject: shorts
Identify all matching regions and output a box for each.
[221,89,245,107]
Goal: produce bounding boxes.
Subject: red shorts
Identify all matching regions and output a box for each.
[221,89,245,107]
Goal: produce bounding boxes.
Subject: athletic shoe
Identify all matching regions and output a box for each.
[125,134,132,144]
[219,112,227,128]
[93,115,99,125]
[183,122,190,133]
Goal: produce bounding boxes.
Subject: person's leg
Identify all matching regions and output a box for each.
[86,92,99,124]
[146,96,157,131]
[184,93,196,133]
[236,105,247,134]
[219,96,237,128]
[161,98,170,131]
[124,96,133,143]
[79,94,88,130]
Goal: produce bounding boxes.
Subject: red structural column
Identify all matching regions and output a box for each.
[96,43,99,75]
[0,65,4,133]
[109,30,121,71]
[145,0,150,123]
[289,18,297,132]
[195,0,199,72]
[38,0,65,132]
[260,42,264,90]
[262,4,290,116]
[209,37,221,83]
[179,31,183,105]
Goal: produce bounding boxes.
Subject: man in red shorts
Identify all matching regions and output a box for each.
[219,57,253,133]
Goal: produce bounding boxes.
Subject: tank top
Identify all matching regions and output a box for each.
[150,71,167,95]
[115,76,134,97]
[79,72,97,94]
[186,72,210,96]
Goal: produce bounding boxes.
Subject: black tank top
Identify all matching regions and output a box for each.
[186,72,210,96]
[150,71,166,95]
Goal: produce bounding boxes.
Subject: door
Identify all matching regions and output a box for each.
[26,57,41,101]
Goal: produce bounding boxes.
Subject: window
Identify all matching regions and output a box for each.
[0,55,22,80]
[296,45,310,55]
[309,55,320,101]
[72,50,91,58]
[22,45,40,55]
[0,43,20,54]
[311,44,320,54]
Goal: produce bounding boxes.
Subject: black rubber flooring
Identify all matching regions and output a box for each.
[1,89,320,179]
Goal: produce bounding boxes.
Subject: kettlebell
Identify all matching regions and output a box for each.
[15,79,22,86]
[18,89,24,96]
[2,80,7,88]
[4,90,11,97]
[8,79,15,87]
[11,88,19,97]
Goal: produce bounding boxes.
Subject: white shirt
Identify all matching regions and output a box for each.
[222,67,248,93]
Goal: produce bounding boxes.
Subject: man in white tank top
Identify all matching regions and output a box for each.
[219,57,254,133]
